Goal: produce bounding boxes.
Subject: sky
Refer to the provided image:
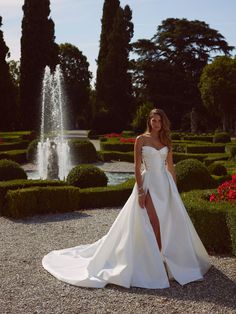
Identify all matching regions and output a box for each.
[1,0,236,84]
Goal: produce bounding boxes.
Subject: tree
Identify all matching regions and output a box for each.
[0,17,18,131]
[95,2,134,132]
[8,60,20,88]
[132,18,234,129]
[199,56,236,132]
[96,0,120,112]
[58,43,92,129]
[20,0,58,130]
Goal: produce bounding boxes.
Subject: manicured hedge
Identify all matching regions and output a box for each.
[173,152,206,163]
[0,179,67,213]
[98,151,134,162]
[183,135,214,142]
[2,178,135,219]
[100,142,134,152]
[0,140,30,152]
[0,150,27,163]
[181,189,236,256]
[186,144,225,154]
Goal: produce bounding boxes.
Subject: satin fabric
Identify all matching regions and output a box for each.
[42,145,211,288]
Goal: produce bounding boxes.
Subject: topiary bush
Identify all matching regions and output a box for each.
[213,132,231,143]
[175,158,216,192]
[0,159,27,181]
[27,139,39,163]
[69,140,97,164]
[208,163,227,176]
[67,164,108,188]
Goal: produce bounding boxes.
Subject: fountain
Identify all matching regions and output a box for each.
[37,65,70,180]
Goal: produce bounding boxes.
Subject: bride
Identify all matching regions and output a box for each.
[42,108,211,289]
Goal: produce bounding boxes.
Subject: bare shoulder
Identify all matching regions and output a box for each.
[135,134,145,148]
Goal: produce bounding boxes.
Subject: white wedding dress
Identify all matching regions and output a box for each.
[42,145,211,289]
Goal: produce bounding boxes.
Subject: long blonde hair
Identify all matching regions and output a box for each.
[144,108,172,148]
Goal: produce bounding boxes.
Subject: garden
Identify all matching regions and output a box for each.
[0,130,236,257]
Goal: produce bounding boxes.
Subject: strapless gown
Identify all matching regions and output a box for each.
[42,146,211,289]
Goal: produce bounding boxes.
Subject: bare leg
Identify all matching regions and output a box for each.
[145,190,162,251]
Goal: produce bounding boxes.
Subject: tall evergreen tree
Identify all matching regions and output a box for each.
[20,0,58,130]
[96,0,120,112]
[0,17,18,131]
[95,1,134,132]
[58,43,92,129]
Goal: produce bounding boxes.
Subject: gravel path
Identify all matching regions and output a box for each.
[0,208,236,314]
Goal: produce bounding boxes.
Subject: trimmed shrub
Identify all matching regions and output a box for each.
[175,159,216,192]
[98,151,134,162]
[171,133,181,140]
[186,144,225,154]
[0,140,30,152]
[213,132,231,143]
[2,178,135,219]
[0,179,67,213]
[208,163,227,176]
[27,139,39,163]
[182,189,236,256]
[0,159,27,181]
[203,153,230,166]
[173,152,206,163]
[67,164,108,188]
[100,142,134,152]
[229,146,236,161]
[69,140,97,164]
[183,135,213,142]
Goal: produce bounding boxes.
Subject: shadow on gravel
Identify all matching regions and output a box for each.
[105,265,236,311]
[8,211,91,224]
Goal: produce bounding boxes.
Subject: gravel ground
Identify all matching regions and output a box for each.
[0,208,236,314]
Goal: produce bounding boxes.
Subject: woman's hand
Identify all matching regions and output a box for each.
[138,192,146,209]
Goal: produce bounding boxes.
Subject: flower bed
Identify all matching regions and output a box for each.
[210,174,236,202]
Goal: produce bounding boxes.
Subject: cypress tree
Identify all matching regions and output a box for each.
[95,2,134,132]
[96,0,120,112]
[0,17,17,131]
[20,0,58,130]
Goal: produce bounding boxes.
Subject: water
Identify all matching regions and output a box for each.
[38,65,70,180]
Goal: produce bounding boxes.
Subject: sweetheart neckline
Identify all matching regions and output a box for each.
[142,145,167,152]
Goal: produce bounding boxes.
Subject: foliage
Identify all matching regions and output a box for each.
[2,178,134,219]
[210,174,236,202]
[132,18,233,129]
[20,0,58,130]
[0,17,18,131]
[67,164,108,188]
[131,101,154,133]
[208,163,227,176]
[199,56,236,132]
[182,189,236,255]
[95,1,134,132]
[175,158,216,192]
[213,132,231,143]
[229,146,236,161]
[69,140,97,164]
[26,139,39,163]
[0,159,27,181]
[58,43,92,129]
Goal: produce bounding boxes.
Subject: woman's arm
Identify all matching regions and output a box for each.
[166,146,177,184]
[134,135,146,208]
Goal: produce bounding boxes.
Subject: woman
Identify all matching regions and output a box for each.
[42,108,211,289]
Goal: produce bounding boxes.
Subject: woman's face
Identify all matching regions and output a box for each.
[150,114,162,132]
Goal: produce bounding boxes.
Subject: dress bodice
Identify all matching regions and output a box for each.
[142,146,168,172]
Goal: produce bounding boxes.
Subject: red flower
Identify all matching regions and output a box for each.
[232,174,236,183]
[210,193,217,202]
[209,174,236,202]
